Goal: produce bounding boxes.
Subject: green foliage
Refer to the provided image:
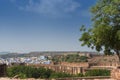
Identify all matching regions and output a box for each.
[79,0,120,60]
[52,54,88,63]
[76,69,110,77]
[6,66,111,79]
[17,73,27,79]
[85,69,110,76]
[77,73,84,77]
[7,66,53,79]
[79,56,88,62]
[65,55,88,62]
[7,66,73,79]
[50,72,72,78]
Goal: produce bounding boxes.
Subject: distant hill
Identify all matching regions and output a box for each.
[0,53,27,59]
[28,51,98,57]
[0,52,10,55]
[0,51,98,58]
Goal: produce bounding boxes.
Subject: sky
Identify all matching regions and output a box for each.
[0,0,97,53]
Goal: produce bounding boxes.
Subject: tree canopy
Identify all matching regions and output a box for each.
[79,0,120,60]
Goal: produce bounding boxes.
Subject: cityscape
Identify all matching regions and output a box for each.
[0,56,51,65]
[0,0,120,80]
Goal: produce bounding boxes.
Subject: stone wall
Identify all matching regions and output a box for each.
[60,62,89,67]
[51,76,112,80]
[92,62,119,67]
[28,64,86,74]
[111,68,120,80]
[27,63,120,79]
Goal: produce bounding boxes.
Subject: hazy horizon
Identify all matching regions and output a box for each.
[0,0,97,53]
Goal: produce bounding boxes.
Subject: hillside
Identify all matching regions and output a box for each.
[0,51,97,58]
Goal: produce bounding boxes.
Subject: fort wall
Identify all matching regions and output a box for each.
[28,64,86,74]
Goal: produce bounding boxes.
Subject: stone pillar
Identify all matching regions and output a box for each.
[72,67,74,74]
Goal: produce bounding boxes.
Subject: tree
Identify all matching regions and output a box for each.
[79,0,120,61]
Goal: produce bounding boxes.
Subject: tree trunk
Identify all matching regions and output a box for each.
[118,55,120,62]
[116,50,120,62]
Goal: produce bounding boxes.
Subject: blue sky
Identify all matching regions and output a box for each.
[0,0,97,53]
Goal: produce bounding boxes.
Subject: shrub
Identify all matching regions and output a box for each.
[7,65,53,79]
[77,73,84,77]
[17,73,27,79]
[50,72,72,78]
[85,69,110,76]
